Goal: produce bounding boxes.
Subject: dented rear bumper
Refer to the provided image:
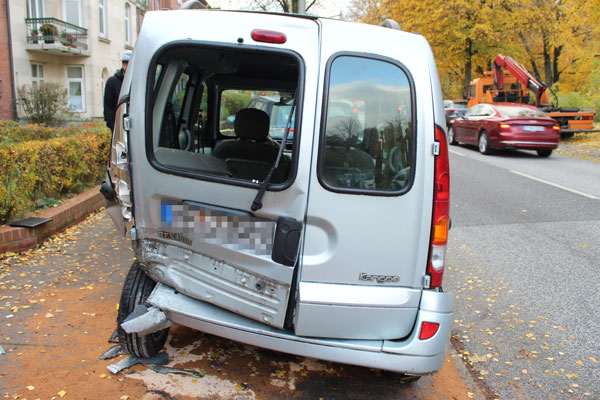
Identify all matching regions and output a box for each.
[138,283,453,375]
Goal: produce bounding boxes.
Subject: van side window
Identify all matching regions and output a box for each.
[320,55,414,193]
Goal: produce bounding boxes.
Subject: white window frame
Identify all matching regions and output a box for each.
[63,0,83,29]
[98,0,107,37]
[66,65,86,112]
[31,63,44,87]
[125,3,131,45]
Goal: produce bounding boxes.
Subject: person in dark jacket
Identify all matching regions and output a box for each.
[103,51,131,131]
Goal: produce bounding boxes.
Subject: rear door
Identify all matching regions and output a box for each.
[129,12,320,329]
[295,20,435,339]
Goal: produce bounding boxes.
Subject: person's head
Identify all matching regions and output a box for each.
[122,51,132,73]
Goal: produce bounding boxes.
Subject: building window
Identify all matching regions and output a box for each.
[31,63,44,88]
[66,66,85,112]
[28,0,44,18]
[98,0,107,36]
[64,0,82,27]
[125,3,131,44]
[136,7,143,35]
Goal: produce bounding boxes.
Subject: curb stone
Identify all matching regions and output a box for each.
[0,185,104,255]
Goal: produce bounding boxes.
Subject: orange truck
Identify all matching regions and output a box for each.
[467,54,596,137]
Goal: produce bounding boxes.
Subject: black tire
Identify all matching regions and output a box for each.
[478,132,492,155]
[448,126,457,145]
[537,149,552,157]
[117,262,169,357]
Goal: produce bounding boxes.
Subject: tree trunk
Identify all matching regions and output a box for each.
[542,31,553,86]
[553,45,562,84]
[462,38,473,99]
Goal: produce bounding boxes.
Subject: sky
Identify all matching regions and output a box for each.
[207,0,353,19]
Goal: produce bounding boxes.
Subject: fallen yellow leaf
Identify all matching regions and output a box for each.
[26,385,35,390]
[576,360,583,366]
[590,357,598,364]
[120,396,130,400]
[58,390,67,397]
[100,373,106,379]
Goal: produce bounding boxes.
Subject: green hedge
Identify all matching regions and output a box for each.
[0,122,111,225]
[0,121,110,145]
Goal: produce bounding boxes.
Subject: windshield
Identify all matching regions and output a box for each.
[496,106,547,118]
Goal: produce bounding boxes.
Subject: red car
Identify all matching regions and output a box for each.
[449,103,560,157]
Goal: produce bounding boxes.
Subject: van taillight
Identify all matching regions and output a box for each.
[427,125,450,288]
[251,29,287,44]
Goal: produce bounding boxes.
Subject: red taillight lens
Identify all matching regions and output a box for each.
[419,321,440,340]
[251,29,287,44]
[499,123,511,129]
[427,125,450,288]
[553,125,560,131]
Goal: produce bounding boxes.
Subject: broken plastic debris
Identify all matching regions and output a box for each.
[0,345,5,355]
[108,328,119,344]
[99,345,124,360]
[107,351,168,374]
[147,364,206,378]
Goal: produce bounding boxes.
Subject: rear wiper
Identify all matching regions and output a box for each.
[251,96,296,212]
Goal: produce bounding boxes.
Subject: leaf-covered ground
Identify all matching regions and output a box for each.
[556,132,600,162]
[1,211,481,399]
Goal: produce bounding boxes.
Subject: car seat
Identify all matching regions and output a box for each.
[213,108,287,183]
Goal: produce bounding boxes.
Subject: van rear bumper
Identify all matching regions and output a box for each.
[146,283,453,375]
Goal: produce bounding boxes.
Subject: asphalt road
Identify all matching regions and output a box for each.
[445,144,600,399]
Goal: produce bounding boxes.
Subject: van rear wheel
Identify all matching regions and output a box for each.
[117,262,169,358]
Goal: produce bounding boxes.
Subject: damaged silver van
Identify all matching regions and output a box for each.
[101,6,452,379]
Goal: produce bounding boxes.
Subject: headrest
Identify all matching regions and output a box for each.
[234,108,270,141]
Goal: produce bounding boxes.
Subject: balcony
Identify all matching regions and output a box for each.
[25,17,89,57]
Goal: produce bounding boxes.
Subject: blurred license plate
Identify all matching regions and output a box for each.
[522,126,545,132]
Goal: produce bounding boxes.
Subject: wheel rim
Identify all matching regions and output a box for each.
[479,134,487,153]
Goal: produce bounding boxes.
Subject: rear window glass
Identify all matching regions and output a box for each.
[496,106,547,118]
[148,45,300,186]
[319,55,414,193]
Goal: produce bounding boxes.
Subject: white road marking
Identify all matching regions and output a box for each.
[449,149,465,156]
[510,170,599,200]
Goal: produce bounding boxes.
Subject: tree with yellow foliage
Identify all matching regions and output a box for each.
[350,0,600,99]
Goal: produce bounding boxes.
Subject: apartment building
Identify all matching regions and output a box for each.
[3,0,182,122]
